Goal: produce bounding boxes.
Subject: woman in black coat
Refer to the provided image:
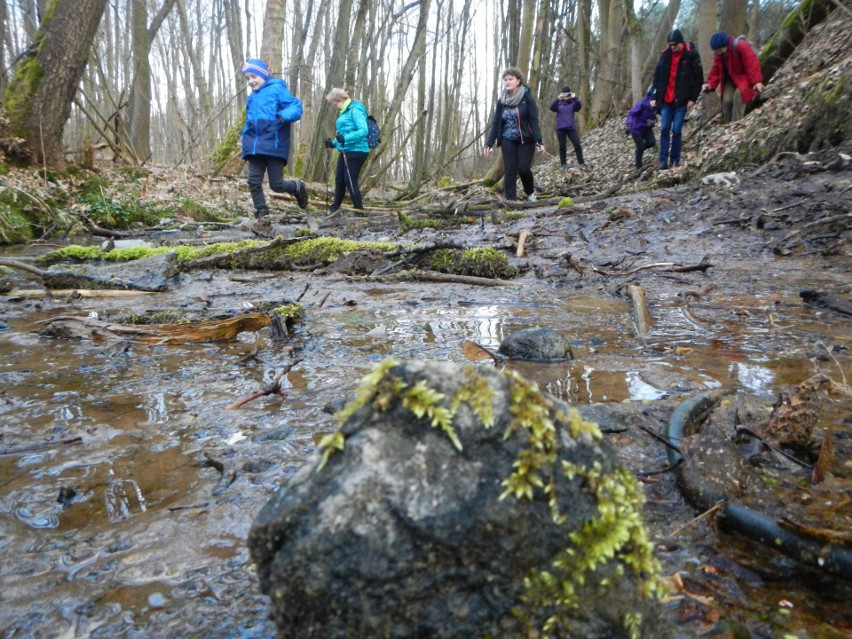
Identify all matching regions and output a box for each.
[483,67,544,202]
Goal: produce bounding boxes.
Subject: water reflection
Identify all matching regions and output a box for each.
[731,361,776,394]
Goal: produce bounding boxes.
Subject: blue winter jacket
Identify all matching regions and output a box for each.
[241,78,302,160]
[333,99,370,153]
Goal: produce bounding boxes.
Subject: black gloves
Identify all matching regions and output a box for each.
[335,133,345,145]
[323,138,335,148]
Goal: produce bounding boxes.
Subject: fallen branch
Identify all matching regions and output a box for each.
[0,258,46,278]
[386,269,515,287]
[227,359,303,409]
[8,289,158,299]
[592,258,713,277]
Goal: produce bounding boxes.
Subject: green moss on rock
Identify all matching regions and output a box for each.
[425,247,517,279]
[317,360,663,638]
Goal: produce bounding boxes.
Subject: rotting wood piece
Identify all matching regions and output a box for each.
[37,312,271,344]
[386,269,515,287]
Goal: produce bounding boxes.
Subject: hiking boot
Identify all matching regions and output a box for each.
[560,164,568,172]
[671,160,681,168]
[526,193,537,202]
[254,207,269,219]
[658,161,668,171]
[579,163,588,170]
[295,180,309,209]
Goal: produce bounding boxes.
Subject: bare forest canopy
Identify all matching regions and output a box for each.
[0,0,838,188]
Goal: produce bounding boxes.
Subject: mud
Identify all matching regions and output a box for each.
[1,157,850,638]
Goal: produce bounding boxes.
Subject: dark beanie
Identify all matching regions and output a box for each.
[710,32,729,50]
[242,58,270,81]
[561,86,571,93]
[667,29,684,44]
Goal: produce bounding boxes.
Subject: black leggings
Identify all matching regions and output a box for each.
[333,151,369,210]
[631,129,656,169]
[500,138,536,200]
[556,129,584,165]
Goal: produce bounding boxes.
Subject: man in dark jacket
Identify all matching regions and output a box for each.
[650,29,703,170]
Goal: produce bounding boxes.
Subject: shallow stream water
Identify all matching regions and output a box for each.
[1,230,850,638]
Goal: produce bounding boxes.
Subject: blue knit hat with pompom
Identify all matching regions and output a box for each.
[242,58,269,80]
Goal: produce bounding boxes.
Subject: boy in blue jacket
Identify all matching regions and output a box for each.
[241,59,308,217]
[626,89,658,170]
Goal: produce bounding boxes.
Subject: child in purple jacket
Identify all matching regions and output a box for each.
[626,89,658,170]
[549,86,586,170]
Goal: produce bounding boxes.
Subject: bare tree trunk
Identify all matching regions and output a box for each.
[260,0,285,73]
[747,0,760,42]
[0,0,7,99]
[719,0,747,37]
[575,0,591,131]
[697,0,715,71]
[127,0,177,164]
[516,0,536,75]
[5,0,108,169]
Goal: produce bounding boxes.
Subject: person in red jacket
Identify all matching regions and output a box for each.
[702,32,765,123]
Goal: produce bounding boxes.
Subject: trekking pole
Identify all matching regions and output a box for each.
[341,144,356,206]
[324,145,331,214]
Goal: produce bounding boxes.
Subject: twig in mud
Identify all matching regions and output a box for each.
[227,359,303,409]
[771,198,808,213]
[638,424,683,456]
[295,281,311,302]
[0,436,83,456]
[592,258,712,277]
[735,426,812,469]
[317,291,331,307]
[666,502,724,539]
[637,459,683,478]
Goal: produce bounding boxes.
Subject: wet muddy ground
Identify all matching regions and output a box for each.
[1,163,850,638]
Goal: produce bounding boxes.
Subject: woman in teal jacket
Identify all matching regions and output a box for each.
[324,88,369,212]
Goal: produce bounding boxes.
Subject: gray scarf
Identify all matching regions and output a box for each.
[500,85,525,107]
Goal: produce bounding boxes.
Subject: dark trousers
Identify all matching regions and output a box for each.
[333,151,368,210]
[556,128,584,165]
[631,129,656,169]
[500,138,536,200]
[246,156,296,213]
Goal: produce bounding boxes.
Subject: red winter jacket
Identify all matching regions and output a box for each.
[706,35,764,103]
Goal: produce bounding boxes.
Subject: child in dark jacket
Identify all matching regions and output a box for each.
[626,90,658,170]
[241,58,308,218]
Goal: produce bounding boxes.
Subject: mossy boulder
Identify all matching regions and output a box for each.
[248,359,668,639]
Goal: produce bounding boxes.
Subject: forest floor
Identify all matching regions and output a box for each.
[1,8,851,639]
